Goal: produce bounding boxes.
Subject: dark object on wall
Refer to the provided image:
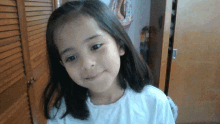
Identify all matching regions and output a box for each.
[140,26,150,63]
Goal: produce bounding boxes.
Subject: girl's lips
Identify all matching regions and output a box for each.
[86,71,104,81]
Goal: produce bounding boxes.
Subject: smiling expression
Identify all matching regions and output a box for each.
[54,16,125,94]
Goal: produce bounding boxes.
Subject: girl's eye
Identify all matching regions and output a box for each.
[65,44,103,62]
[66,56,76,62]
[92,44,103,50]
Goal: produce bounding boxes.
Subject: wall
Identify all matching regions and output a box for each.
[102,0,151,53]
[127,0,151,53]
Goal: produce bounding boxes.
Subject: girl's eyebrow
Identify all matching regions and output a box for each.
[60,34,102,56]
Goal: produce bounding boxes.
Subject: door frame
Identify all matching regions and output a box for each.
[148,0,173,92]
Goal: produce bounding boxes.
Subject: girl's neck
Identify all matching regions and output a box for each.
[88,78,125,105]
[90,88,125,105]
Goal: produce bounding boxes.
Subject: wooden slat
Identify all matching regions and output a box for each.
[27,23,47,31]
[30,44,46,60]
[0,36,20,46]
[32,54,47,71]
[0,57,23,74]
[25,7,52,11]
[22,114,32,124]
[10,105,29,124]
[27,14,50,21]
[4,107,29,124]
[0,68,24,88]
[0,92,27,122]
[0,52,22,67]
[29,36,45,46]
[0,77,26,115]
[0,19,19,26]
[0,24,19,32]
[35,115,45,124]
[11,107,29,123]
[0,30,20,39]
[25,2,52,7]
[21,115,32,124]
[35,76,49,102]
[0,73,25,94]
[35,71,49,91]
[0,41,21,53]
[0,6,17,12]
[0,1,16,6]
[0,67,24,85]
[25,0,52,2]
[26,18,48,27]
[30,45,46,59]
[0,62,23,80]
[35,71,50,89]
[26,11,52,17]
[35,75,50,98]
[0,96,27,124]
[28,27,46,37]
[15,109,31,124]
[29,39,45,52]
[0,13,18,19]
[28,32,45,41]
[31,52,47,69]
[32,60,49,83]
[0,51,22,66]
[29,38,45,51]
[0,46,22,60]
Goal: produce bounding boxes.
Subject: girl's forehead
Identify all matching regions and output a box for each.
[53,18,109,50]
[55,18,98,39]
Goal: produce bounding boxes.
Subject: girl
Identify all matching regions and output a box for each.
[42,0,177,123]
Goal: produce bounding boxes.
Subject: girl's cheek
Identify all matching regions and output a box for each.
[98,48,108,61]
[66,67,79,80]
[99,46,108,55]
[65,66,75,74]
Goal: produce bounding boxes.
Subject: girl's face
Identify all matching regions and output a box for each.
[54,16,125,94]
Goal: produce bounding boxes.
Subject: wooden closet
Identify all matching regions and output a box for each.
[0,0,54,124]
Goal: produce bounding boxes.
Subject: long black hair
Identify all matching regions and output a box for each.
[42,0,154,121]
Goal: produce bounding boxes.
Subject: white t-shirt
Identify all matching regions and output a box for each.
[47,84,175,124]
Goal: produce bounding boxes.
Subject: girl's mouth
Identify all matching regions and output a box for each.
[86,71,104,81]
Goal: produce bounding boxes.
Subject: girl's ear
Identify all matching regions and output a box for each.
[60,60,64,66]
[119,48,125,56]
[117,45,125,56]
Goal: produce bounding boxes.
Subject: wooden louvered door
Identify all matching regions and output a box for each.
[0,0,54,124]
[24,0,53,124]
[0,0,33,124]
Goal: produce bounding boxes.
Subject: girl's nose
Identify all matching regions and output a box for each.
[81,54,96,70]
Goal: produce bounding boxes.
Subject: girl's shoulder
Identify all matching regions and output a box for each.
[141,85,168,103]
[128,84,168,103]
[143,85,166,95]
